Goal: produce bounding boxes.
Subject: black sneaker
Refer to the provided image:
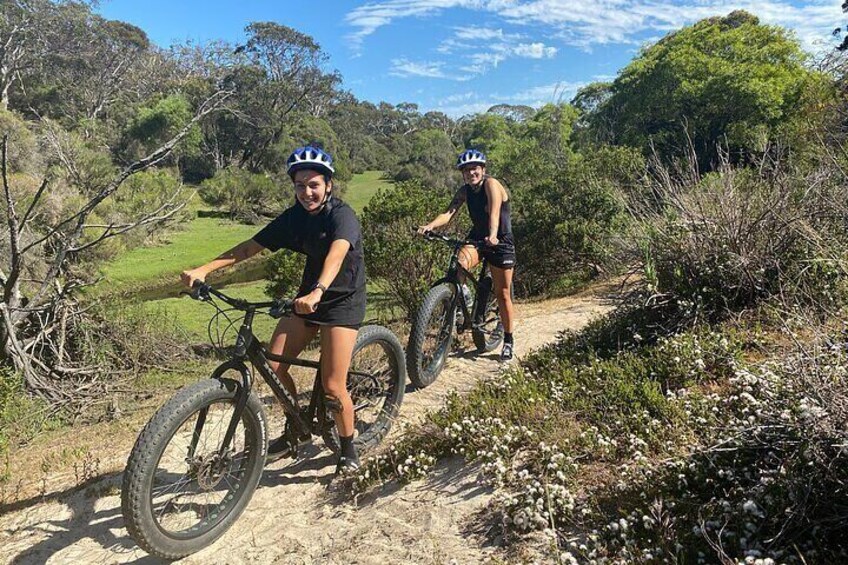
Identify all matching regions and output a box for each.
[267,407,311,461]
[335,454,361,476]
[266,434,294,461]
[500,342,514,362]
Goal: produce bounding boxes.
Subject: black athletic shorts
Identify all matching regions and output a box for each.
[295,286,366,329]
[475,233,516,270]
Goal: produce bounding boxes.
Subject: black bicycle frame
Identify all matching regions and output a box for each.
[437,240,490,331]
[185,282,378,460]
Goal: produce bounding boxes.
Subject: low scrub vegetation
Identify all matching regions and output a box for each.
[351,303,848,563]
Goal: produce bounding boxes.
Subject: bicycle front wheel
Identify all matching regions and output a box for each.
[406,283,456,388]
[348,325,406,451]
[121,378,267,560]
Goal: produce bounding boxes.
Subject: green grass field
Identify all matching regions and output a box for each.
[342,170,392,213]
[101,171,392,295]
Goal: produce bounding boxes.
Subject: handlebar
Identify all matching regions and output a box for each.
[414,228,486,248]
[189,281,294,319]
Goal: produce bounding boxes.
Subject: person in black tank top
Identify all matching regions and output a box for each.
[418,149,517,362]
[181,146,364,473]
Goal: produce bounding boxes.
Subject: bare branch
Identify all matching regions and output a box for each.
[1,134,24,305]
[70,198,188,253]
[20,89,232,259]
[18,176,49,232]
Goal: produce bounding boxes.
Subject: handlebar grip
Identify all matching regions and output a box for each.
[268,299,294,319]
[190,280,210,301]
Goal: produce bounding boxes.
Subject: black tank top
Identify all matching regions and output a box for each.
[465,175,512,239]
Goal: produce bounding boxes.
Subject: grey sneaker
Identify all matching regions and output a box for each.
[335,454,361,476]
[500,342,514,362]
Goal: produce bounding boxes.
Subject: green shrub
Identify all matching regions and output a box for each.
[264,249,306,298]
[199,168,286,223]
[361,179,468,320]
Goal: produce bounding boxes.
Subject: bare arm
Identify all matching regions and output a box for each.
[484,178,504,246]
[180,239,265,287]
[419,186,466,232]
[294,239,351,314]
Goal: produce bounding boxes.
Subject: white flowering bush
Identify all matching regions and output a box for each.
[347,305,848,563]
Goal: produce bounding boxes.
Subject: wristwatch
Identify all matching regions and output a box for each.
[311,282,327,295]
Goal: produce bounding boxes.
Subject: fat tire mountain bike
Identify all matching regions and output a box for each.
[406,231,504,388]
[121,282,406,559]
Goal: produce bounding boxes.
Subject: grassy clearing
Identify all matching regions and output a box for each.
[100,171,389,296]
[100,215,260,291]
[343,170,392,214]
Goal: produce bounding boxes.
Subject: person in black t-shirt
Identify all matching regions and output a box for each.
[181,146,365,474]
[418,149,517,362]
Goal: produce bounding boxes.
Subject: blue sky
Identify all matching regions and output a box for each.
[96,0,843,117]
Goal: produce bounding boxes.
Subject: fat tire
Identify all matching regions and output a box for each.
[350,324,406,452]
[472,276,504,353]
[406,283,455,388]
[121,378,267,560]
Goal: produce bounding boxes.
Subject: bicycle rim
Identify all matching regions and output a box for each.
[149,400,256,539]
[349,338,399,439]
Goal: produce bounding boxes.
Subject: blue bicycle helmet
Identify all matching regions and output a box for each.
[456,149,487,169]
[286,146,335,176]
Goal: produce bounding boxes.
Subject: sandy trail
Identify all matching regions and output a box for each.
[0,288,616,564]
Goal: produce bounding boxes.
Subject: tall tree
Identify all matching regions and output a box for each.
[592,11,816,167]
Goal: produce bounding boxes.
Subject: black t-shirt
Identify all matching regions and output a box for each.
[252,198,366,326]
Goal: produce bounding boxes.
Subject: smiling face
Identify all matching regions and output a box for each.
[292,169,332,213]
[461,164,485,187]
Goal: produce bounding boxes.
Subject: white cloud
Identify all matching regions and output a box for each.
[345,0,479,48]
[435,80,587,116]
[389,58,472,80]
[510,42,558,58]
[346,0,842,53]
[454,27,511,41]
[438,26,558,76]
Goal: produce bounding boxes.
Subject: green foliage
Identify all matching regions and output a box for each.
[509,144,638,296]
[264,250,305,299]
[0,368,53,463]
[199,168,285,223]
[635,160,848,320]
[391,128,458,191]
[122,95,201,161]
[592,11,815,167]
[0,110,37,173]
[361,179,465,320]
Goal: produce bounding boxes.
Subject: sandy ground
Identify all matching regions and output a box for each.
[0,287,617,564]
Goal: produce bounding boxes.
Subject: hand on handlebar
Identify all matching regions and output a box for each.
[416,225,433,236]
[484,235,499,247]
[293,289,321,315]
[181,268,207,289]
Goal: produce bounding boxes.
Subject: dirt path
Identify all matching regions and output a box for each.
[0,288,616,564]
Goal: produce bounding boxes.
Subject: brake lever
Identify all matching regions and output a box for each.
[268,300,293,319]
[189,281,211,301]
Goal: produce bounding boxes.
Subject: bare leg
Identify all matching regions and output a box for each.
[457,245,480,285]
[490,265,515,334]
[319,325,359,437]
[267,316,318,401]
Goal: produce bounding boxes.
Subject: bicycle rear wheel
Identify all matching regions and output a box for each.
[348,325,406,451]
[472,275,504,353]
[122,378,267,559]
